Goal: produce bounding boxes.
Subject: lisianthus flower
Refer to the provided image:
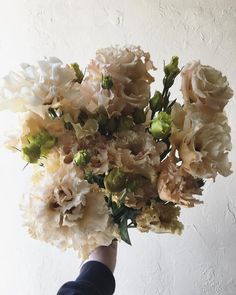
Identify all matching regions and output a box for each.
[79,46,155,115]
[181,61,233,112]
[157,156,203,207]
[108,126,166,183]
[21,151,118,258]
[0,57,80,118]
[136,201,184,234]
[171,103,232,179]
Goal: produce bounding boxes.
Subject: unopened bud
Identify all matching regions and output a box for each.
[104,168,127,192]
[74,150,91,167]
[149,112,171,139]
[150,91,163,112]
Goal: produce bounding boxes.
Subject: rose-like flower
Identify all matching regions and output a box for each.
[136,201,184,234]
[157,156,203,207]
[171,103,232,179]
[79,46,155,115]
[0,57,80,118]
[181,61,233,111]
[21,151,118,258]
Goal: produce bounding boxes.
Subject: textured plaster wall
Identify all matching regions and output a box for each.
[0,1,236,294]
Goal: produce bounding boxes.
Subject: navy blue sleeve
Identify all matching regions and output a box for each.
[57,261,116,295]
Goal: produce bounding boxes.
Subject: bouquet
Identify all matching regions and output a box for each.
[0,46,233,258]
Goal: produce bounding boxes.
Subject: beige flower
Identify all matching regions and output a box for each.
[136,201,184,234]
[79,46,155,115]
[21,153,117,259]
[157,156,203,207]
[181,61,233,111]
[108,126,166,183]
[0,57,80,118]
[171,103,232,179]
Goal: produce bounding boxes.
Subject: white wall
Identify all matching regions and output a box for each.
[0,1,236,294]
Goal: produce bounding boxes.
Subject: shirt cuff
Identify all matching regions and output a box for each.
[77,260,115,295]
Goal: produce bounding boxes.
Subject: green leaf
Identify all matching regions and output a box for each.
[119,217,131,245]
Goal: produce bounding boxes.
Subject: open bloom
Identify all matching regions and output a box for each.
[136,201,184,234]
[181,61,233,111]
[171,103,232,179]
[108,126,166,183]
[0,57,80,118]
[157,156,203,207]
[79,46,155,115]
[21,152,117,258]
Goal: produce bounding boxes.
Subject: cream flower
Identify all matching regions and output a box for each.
[171,103,232,179]
[0,57,80,118]
[157,156,203,207]
[181,61,233,111]
[21,153,117,258]
[108,126,166,183]
[79,46,155,114]
[136,201,184,234]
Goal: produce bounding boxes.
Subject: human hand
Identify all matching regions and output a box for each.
[87,240,118,273]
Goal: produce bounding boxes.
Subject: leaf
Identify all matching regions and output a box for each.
[119,217,131,245]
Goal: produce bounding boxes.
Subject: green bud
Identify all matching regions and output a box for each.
[22,143,41,163]
[71,63,84,83]
[104,168,127,192]
[150,91,163,112]
[28,131,57,155]
[149,112,171,139]
[164,56,180,88]
[101,75,113,90]
[117,117,134,132]
[164,56,180,77]
[132,109,146,124]
[74,150,91,167]
[107,117,118,133]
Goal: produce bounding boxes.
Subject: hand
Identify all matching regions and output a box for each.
[87,240,118,273]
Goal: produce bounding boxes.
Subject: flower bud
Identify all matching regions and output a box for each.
[71,63,84,83]
[28,131,57,155]
[117,117,134,132]
[132,109,146,124]
[164,56,180,88]
[150,91,163,112]
[104,168,127,192]
[74,150,91,167]
[22,143,41,163]
[164,56,180,77]
[149,112,171,139]
[101,75,113,89]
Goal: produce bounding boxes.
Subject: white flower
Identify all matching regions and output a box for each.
[79,46,155,114]
[21,153,117,258]
[0,57,80,118]
[171,103,232,179]
[181,61,233,111]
